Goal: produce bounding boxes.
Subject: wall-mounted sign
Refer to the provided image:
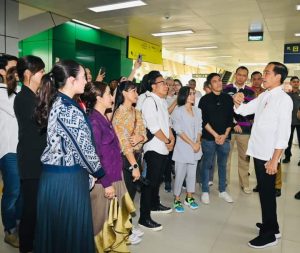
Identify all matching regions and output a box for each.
[192,74,208,78]
[284,43,300,64]
[127,36,162,64]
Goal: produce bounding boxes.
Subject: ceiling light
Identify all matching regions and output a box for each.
[185,46,218,50]
[239,63,267,66]
[152,30,194,37]
[72,19,100,29]
[297,5,300,10]
[295,33,300,37]
[89,1,146,12]
[206,55,232,59]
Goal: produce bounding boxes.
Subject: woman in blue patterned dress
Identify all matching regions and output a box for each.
[34,60,105,253]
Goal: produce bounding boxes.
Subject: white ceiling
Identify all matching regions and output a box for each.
[19,0,300,72]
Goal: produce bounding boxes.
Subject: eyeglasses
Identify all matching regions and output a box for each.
[154,80,168,86]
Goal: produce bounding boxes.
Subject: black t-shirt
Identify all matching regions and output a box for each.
[198,92,234,141]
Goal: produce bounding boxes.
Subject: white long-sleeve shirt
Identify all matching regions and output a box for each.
[0,83,18,159]
[235,85,293,161]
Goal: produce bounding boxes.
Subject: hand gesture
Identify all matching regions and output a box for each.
[233,92,245,106]
[129,134,142,147]
[104,186,115,199]
[192,142,201,153]
[132,168,141,182]
[265,160,278,175]
[234,125,243,134]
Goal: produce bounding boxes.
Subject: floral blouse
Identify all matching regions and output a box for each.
[112,105,147,155]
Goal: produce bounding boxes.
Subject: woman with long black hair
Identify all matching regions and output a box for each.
[34,60,105,253]
[112,81,147,239]
[82,81,136,251]
[12,55,46,253]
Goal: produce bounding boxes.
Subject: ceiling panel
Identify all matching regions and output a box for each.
[19,0,300,71]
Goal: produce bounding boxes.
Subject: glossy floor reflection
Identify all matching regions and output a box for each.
[1,146,300,253]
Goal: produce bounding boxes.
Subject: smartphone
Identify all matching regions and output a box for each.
[137,54,142,63]
[98,67,106,75]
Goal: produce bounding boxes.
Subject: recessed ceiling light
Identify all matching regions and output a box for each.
[297,5,300,10]
[72,19,100,29]
[206,55,232,58]
[185,46,218,50]
[89,1,146,13]
[239,63,267,66]
[152,30,194,37]
[295,33,300,37]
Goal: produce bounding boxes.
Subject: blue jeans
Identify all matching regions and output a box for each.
[201,139,230,193]
[0,153,21,232]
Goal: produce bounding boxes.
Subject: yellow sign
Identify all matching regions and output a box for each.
[127,36,162,64]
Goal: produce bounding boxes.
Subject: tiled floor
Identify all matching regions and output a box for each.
[1,146,300,253]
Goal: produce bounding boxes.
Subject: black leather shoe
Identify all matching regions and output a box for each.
[275,189,281,197]
[138,218,162,231]
[295,191,300,200]
[151,203,172,214]
[282,157,290,163]
[253,185,259,192]
[298,161,300,166]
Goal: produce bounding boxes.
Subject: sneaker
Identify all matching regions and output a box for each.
[151,203,172,214]
[248,235,278,249]
[208,181,213,186]
[201,192,210,204]
[184,197,199,210]
[173,200,184,213]
[164,182,171,192]
[4,231,19,248]
[255,223,281,239]
[219,192,233,203]
[242,186,252,194]
[295,191,300,200]
[253,185,259,192]
[129,233,142,245]
[275,189,281,197]
[282,157,290,163]
[132,226,144,237]
[138,218,163,231]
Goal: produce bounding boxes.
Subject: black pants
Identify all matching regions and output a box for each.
[19,179,39,253]
[254,158,279,236]
[284,125,300,158]
[140,151,168,220]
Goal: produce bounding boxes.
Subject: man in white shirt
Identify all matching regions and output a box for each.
[188,79,202,107]
[234,62,292,249]
[139,71,175,231]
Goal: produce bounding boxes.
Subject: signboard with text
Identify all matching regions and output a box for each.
[127,36,162,64]
[284,43,300,63]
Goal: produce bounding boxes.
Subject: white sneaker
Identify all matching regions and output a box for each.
[132,226,144,237]
[201,192,210,204]
[209,181,213,186]
[129,233,142,245]
[243,187,252,194]
[219,192,233,203]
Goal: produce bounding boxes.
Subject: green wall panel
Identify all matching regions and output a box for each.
[20,22,133,78]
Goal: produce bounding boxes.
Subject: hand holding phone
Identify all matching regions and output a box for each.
[99,67,106,75]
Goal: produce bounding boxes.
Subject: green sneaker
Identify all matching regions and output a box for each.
[184,197,199,209]
[173,200,184,213]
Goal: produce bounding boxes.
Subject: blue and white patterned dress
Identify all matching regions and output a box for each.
[35,92,104,253]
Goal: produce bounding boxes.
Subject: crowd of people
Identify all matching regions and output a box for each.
[0,53,300,252]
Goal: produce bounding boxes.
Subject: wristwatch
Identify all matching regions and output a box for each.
[129,164,139,171]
